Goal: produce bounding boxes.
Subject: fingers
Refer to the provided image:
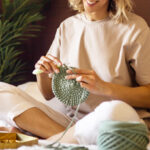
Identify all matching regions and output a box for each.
[35,57,52,73]
[66,68,94,75]
[80,82,92,91]
[35,55,62,74]
[47,54,62,66]
[66,74,96,93]
[37,57,52,72]
[66,68,96,85]
[66,74,94,85]
[51,62,59,73]
[76,75,94,84]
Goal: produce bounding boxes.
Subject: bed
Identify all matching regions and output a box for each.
[0,81,150,150]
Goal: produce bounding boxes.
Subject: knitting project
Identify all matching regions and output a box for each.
[33,65,89,148]
[52,65,89,106]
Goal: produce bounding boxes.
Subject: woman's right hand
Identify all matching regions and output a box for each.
[35,54,62,75]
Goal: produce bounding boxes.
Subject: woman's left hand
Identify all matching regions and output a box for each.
[66,68,107,95]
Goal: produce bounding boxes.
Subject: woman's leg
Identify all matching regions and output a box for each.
[0,107,65,138]
[48,100,141,144]
[0,82,69,138]
[48,126,77,144]
[14,107,65,138]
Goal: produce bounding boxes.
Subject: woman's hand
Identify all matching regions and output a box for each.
[66,68,107,96]
[35,54,62,75]
[35,54,62,99]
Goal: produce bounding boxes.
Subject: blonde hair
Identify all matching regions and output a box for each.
[68,0,133,23]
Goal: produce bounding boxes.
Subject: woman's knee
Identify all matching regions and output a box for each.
[95,100,140,122]
[74,100,141,145]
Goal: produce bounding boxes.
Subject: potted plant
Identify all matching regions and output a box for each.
[0,0,51,84]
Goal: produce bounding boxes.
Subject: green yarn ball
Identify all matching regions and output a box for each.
[97,121,149,150]
[52,65,89,106]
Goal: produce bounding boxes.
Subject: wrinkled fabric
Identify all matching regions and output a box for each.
[74,100,143,145]
[48,12,150,110]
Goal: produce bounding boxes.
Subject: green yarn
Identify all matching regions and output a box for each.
[52,65,89,106]
[97,121,149,150]
[46,65,89,148]
[46,144,88,150]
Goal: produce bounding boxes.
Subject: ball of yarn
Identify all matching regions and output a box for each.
[52,65,89,106]
[97,121,149,150]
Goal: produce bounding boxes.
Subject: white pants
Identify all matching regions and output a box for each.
[74,100,142,145]
[0,82,72,128]
[0,82,141,145]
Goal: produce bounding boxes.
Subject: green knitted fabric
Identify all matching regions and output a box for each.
[52,65,89,106]
[97,121,149,150]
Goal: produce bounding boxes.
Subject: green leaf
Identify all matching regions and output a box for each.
[0,0,51,84]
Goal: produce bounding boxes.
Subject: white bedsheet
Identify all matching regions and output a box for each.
[18,140,98,150]
[4,140,150,150]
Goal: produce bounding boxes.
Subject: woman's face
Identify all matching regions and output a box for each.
[82,0,109,16]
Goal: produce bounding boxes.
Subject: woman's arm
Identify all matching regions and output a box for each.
[36,73,54,100]
[66,69,150,108]
[102,82,150,108]
[35,54,62,100]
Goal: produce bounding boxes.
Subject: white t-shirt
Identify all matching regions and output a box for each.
[48,12,150,110]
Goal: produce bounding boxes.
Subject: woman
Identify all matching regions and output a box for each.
[0,0,150,145]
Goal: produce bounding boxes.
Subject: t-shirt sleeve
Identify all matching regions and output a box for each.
[126,26,150,85]
[46,27,61,58]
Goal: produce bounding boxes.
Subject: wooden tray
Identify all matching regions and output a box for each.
[0,133,38,149]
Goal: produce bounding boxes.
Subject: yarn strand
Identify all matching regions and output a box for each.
[46,102,81,147]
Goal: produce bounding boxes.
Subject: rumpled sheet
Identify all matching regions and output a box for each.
[10,140,150,150]
[18,140,97,150]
